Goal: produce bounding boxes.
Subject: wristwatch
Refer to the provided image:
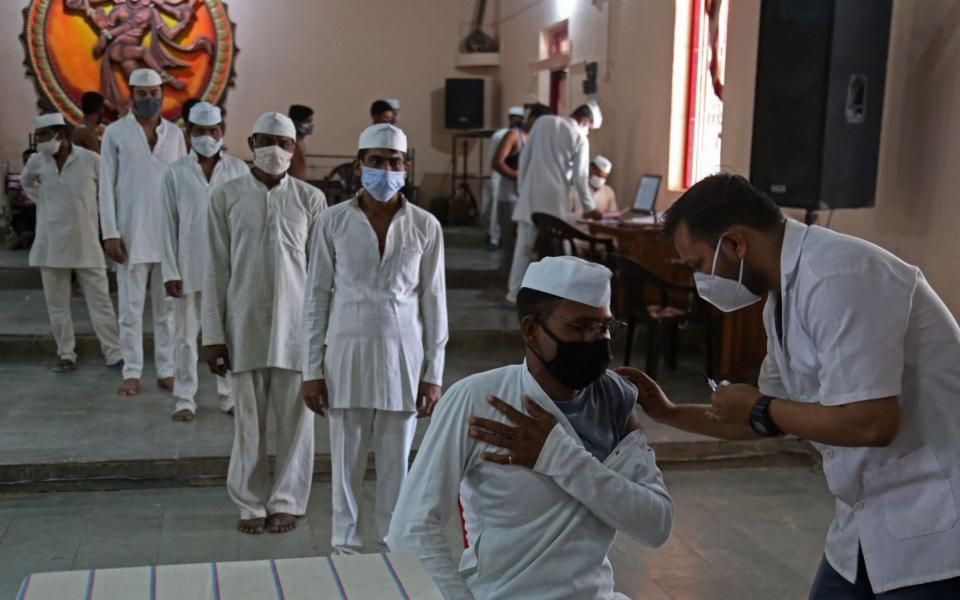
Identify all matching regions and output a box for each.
[749,395,782,437]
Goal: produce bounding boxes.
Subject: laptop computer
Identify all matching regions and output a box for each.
[631,174,661,215]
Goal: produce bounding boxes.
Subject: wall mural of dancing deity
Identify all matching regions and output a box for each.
[21,0,238,123]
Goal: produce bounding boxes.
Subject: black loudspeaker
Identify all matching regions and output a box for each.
[750,0,892,211]
[445,78,484,129]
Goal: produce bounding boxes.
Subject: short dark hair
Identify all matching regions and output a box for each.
[81,92,104,115]
[571,104,593,122]
[516,288,563,322]
[356,148,407,161]
[661,173,784,244]
[180,98,201,123]
[528,103,553,120]
[370,100,393,117]
[288,104,314,122]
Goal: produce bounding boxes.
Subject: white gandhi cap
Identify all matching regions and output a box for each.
[508,106,525,117]
[521,256,612,310]
[386,98,400,110]
[34,113,66,130]
[252,111,297,140]
[358,123,408,153]
[592,155,613,173]
[129,68,162,87]
[586,99,603,129]
[188,102,221,126]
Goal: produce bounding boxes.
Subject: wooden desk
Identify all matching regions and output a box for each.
[585,221,767,381]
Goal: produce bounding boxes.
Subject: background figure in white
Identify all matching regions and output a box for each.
[161,102,248,421]
[22,113,121,372]
[505,101,604,304]
[492,103,553,274]
[485,106,525,250]
[99,69,186,396]
[201,112,326,535]
[301,123,448,555]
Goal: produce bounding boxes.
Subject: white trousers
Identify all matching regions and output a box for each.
[506,221,538,303]
[172,292,232,415]
[40,267,122,364]
[487,175,501,246]
[228,368,314,520]
[116,262,175,380]
[329,408,417,554]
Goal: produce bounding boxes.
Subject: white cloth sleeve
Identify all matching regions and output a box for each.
[387,382,477,600]
[805,271,914,406]
[200,186,230,346]
[159,171,181,284]
[419,218,448,385]
[572,135,595,213]
[533,426,674,548]
[301,212,335,381]
[19,154,41,201]
[98,129,121,241]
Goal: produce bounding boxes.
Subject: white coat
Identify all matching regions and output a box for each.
[513,116,594,226]
[21,146,106,269]
[759,219,960,593]
[301,195,448,411]
[201,173,326,373]
[160,151,249,294]
[387,363,673,600]
[99,113,186,264]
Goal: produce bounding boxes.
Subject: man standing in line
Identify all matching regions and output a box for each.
[505,100,603,305]
[71,92,105,153]
[202,112,326,535]
[485,106,525,251]
[287,104,314,181]
[99,68,186,396]
[161,102,248,422]
[301,123,448,554]
[22,113,122,372]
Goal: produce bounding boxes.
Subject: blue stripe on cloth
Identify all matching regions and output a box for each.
[210,563,221,600]
[15,575,29,600]
[149,565,157,600]
[84,569,95,600]
[326,557,348,600]
[269,560,285,600]
[380,554,410,600]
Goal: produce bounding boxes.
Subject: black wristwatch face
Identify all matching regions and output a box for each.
[750,396,779,437]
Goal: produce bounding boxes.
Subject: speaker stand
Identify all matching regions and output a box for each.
[451,138,479,224]
[804,209,818,225]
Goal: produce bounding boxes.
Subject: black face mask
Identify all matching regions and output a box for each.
[533,320,613,390]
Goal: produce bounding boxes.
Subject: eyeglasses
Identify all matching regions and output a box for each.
[543,313,627,341]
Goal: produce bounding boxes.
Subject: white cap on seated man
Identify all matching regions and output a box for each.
[589,154,618,214]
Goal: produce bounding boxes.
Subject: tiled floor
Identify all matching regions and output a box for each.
[0,468,834,599]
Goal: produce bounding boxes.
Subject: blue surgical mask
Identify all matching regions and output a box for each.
[134,97,162,118]
[361,166,405,203]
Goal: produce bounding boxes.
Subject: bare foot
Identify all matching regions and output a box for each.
[157,377,175,391]
[118,378,140,396]
[267,513,297,534]
[238,517,266,534]
[172,409,194,422]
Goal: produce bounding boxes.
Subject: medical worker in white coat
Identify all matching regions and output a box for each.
[160,102,248,422]
[388,256,673,599]
[505,100,604,304]
[99,68,186,396]
[201,112,326,535]
[21,113,122,372]
[642,173,960,598]
[301,123,448,555]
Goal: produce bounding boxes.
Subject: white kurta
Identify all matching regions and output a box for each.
[513,116,594,226]
[759,219,960,593]
[21,147,106,269]
[160,151,250,294]
[202,173,326,373]
[99,113,186,264]
[387,364,674,600]
[301,195,448,411]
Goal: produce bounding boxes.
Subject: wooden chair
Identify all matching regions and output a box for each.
[323,162,362,205]
[615,254,714,379]
[531,212,616,268]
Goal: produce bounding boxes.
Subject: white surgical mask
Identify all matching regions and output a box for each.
[361,166,406,203]
[253,145,293,175]
[589,175,606,189]
[693,237,762,313]
[37,138,61,156]
[579,124,591,138]
[191,135,223,158]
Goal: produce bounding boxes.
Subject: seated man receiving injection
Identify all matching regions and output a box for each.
[388,256,673,599]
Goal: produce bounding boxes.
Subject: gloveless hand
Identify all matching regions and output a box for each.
[468,395,557,468]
